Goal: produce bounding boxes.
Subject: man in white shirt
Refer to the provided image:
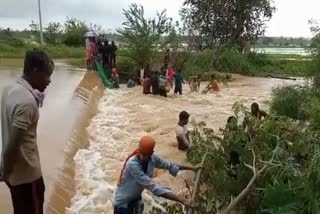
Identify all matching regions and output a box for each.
[175,111,191,151]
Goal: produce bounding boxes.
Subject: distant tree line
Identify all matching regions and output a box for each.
[0,18,122,47]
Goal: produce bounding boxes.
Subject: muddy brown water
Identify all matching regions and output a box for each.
[0,63,301,213]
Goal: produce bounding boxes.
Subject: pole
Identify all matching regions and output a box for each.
[38,0,44,45]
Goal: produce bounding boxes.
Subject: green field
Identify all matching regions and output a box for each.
[0,41,313,77]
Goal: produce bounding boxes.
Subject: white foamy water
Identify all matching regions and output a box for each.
[67,75,301,213]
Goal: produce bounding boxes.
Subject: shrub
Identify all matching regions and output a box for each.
[270,85,310,120]
[306,97,320,130]
[152,103,320,213]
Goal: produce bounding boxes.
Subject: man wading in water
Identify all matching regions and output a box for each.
[176,111,191,151]
[114,135,201,214]
[251,102,268,119]
[0,49,54,214]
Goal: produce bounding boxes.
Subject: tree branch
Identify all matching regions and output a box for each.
[220,140,279,214]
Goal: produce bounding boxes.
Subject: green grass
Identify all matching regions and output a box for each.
[0,41,83,59]
[0,58,24,67]
[267,54,308,61]
[0,41,313,76]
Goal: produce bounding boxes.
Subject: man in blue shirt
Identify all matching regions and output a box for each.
[114,136,201,214]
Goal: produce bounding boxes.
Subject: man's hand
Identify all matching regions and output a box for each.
[182,198,195,208]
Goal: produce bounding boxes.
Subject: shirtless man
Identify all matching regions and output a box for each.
[203,74,220,93]
[251,102,268,119]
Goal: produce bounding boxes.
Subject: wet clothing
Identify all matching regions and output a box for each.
[114,199,143,214]
[85,38,91,60]
[176,125,190,151]
[103,40,110,67]
[158,75,167,97]
[167,68,175,88]
[206,80,220,92]
[159,75,167,89]
[127,79,135,88]
[143,78,151,94]
[174,73,183,95]
[254,110,268,119]
[111,43,118,67]
[174,85,182,95]
[113,155,179,208]
[159,89,167,97]
[6,177,45,214]
[151,76,159,95]
[111,73,120,88]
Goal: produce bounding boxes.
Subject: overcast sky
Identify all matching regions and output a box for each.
[0,0,319,38]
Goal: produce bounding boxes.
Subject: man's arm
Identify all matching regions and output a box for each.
[175,164,199,171]
[260,110,269,119]
[177,135,190,149]
[154,155,200,173]
[2,127,25,180]
[2,103,35,180]
[127,161,174,195]
[127,161,192,207]
[161,192,191,206]
[153,155,179,176]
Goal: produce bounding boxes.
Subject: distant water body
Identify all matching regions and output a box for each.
[255,47,308,55]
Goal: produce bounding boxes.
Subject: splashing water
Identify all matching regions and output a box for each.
[66,75,301,213]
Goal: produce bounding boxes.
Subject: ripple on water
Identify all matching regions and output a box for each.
[67,76,302,213]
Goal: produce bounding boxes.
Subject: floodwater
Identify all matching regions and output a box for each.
[255,47,308,55]
[0,63,301,213]
[66,75,301,213]
[0,62,104,214]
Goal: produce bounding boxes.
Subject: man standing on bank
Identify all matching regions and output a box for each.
[0,49,54,214]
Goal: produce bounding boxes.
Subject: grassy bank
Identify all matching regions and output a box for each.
[0,42,312,77]
[182,50,311,78]
[0,40,83,59]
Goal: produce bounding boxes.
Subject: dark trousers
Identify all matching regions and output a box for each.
[174,85,182,95]
[114,200,144,214]
[111,55,116,67]
[159,88,167,97]
[6,177,45,214]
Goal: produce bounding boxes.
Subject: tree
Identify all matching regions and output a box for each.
[309,20,320,62]
[44,22,63,45]
[63,17,88,46]
[29,21,40,42]
[182,0,276,51]
[117,3,173,67]
[152,102,320,213]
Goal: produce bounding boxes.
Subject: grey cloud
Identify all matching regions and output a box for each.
[0,0,130,29]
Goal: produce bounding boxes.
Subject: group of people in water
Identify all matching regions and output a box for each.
[86,35,118,71]
[125,49,220,98]
[138,65,184,97]
[0,48,268,214]
[114,102,268,213]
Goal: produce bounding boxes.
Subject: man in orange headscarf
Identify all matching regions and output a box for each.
[113,136,201,214]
